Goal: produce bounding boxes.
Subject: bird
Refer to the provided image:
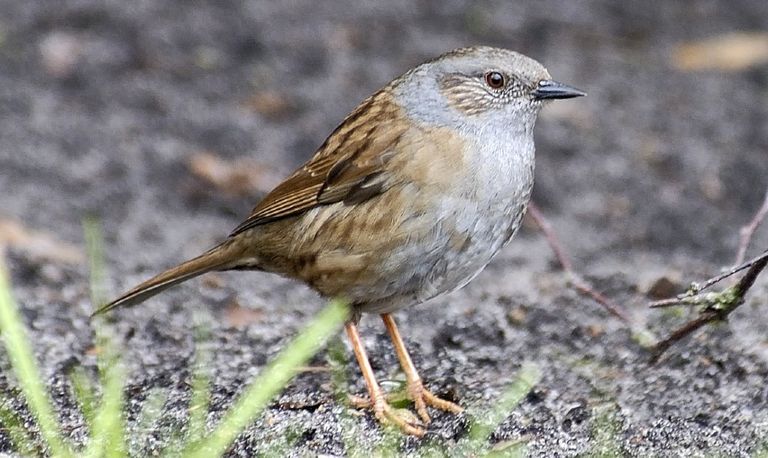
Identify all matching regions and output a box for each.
[94,46,585,436]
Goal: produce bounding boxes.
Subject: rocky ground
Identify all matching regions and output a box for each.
[1,0,767,456]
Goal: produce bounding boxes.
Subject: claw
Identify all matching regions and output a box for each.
[351,393,425,436]
[344,319,462,437]
[348,379,462,427]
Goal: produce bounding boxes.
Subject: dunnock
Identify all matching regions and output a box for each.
[95,46,584,436]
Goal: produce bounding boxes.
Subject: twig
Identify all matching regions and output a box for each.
[527,203,631,323]
[649,252,768,363]
[649,311,719,364]
[737,253,768,294]
[649,187,768,363]
[527,204,574,272]
[649,249,768,308]
[735,188,768,265]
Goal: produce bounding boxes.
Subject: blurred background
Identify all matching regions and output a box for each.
[1,0,767,455]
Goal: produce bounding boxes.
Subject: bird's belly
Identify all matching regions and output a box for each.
[275,162,534,314]
[353,193,530,314]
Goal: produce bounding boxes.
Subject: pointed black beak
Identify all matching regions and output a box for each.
[532,80,586,100]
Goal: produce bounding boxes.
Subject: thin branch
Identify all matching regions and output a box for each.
[649,184,768,363]
[528,203,631,323]
[649,253,768,363]
[649,249,768,308]
[735,188,768,265]
[733,249,768,296]
[527,204,574,272]
[649,310,719,364]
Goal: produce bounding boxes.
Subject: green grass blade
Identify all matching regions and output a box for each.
[83,354,127,458]
[83,217,107,308]
[69,365,99,452]
[82,218,128,458]
[128,387,169,457]
[186,311,213,445]
[69,366,97,428]
[0,258,73,458]
[186,359,212,445]
[469,361,541,443]
[184,299,348,458]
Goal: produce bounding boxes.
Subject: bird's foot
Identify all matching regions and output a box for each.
[349,392,425,436]
[405,378,463,424]
[349,379,462,430]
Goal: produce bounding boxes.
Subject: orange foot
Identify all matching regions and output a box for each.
[350,379,462,434]
[351,390,425,436]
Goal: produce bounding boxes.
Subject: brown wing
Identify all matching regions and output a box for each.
[229,89,408,236]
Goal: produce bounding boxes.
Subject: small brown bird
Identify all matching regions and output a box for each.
[95,46,584,436]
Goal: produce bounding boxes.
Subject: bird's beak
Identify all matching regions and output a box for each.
[532,80,586,100]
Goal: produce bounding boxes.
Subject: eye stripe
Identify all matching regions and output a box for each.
[438,72,525,115]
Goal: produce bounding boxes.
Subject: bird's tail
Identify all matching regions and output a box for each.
[91,242,237,317]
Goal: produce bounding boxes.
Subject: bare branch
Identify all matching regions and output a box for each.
[649,249,768,363]
[735,188,768,265]
[649,310,719,364]
[528,203,631,323]
[527,204,574,272]
[649,184,768,362]
[733,249,768,296]
[650,249,768,308]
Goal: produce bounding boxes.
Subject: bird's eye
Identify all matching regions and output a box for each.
[484,71,505,89]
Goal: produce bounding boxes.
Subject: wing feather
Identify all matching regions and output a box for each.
[229,89,407,236]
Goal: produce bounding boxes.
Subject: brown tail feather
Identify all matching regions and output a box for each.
[92,243,235,317]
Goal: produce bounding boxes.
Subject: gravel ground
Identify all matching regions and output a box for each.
[1,1,768,456]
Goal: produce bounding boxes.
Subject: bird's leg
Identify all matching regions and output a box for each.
[344,321,425,436]
[380,313,463,423]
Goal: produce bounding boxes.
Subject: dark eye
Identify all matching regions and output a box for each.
[484,71,505,89]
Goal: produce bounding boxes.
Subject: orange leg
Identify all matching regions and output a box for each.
[344,321,425,436]
[381,313,463,423]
